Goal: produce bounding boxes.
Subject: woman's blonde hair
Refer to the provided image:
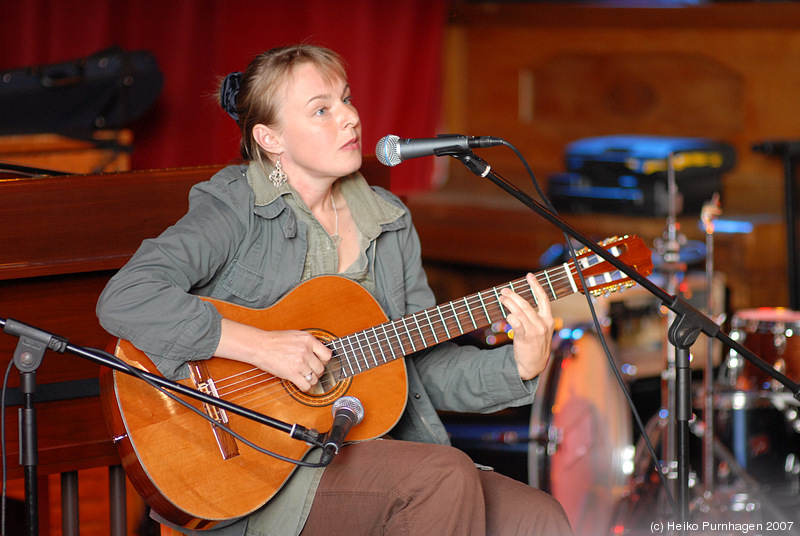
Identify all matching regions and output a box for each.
[219,44,348,166]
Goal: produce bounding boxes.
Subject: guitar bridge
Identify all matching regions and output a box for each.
[189,362,240,460]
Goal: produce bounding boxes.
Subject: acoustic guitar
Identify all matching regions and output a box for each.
[100,235,653,529]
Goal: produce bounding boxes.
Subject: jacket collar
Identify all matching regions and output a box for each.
[245,162,404,236]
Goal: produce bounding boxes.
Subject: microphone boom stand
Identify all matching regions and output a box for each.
[449,149,800,525]
[1,317,325,536]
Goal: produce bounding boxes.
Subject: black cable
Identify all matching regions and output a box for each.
[499,139,679,518]
[99,348,328,469]
[1,359,16,536]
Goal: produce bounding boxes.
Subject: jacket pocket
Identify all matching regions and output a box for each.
[219,259,265,304]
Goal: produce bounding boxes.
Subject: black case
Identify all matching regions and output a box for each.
[0,46,163,135]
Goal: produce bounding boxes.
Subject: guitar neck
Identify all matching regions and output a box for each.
[328,235,651,379]
[330,262,577,379]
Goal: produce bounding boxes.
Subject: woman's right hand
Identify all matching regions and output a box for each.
[216,318,332,391]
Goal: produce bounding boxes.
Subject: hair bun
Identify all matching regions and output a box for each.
[220,71,243,122]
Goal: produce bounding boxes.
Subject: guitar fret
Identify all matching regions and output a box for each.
[563,262,578,294]
[381,324,398,361]
[423,309,439,344]
[437,305,451,339]
[350,336,363,373]
[551,269,567,298]
[392,321,406,356]
[367,327,381,367]
[543,269,555,299]
[360,330,372,368]
[401,316,416,352]
[477,291,490,324]
[412,313,428,348]
[330,339,350,378]
[450,302,463,334]
[464,297,477,329]
[364,333,376,367]
[342,337,357,376]
[493,286,506,318]
[352,334,366,373]
[529,278,540,307]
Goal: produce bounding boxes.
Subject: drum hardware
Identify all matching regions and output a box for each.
[610,157,800,531]
[450,140,800,529]
[651,152,711,519]
[699,194,721,497]
[529,420,562,457]
[533,157,729,531]
[722,308,800,392]
[695,410,798,522]
[611,411,797,534]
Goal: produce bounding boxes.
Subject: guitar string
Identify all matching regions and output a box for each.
[211,271,581,408]
[215,269,582,405]
[206,243,631,407]
[208,280,538,406]
[218,277,622,412]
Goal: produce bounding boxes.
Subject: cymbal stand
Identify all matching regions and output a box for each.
[655,153,687,506]
[700,194,722,496]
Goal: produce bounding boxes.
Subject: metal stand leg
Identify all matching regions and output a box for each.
[61,471,79,536]
[109,465,127,536]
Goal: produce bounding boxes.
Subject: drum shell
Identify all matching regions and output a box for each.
[725,308,800,391]
[529,328,633,536]
[711,391,800,494]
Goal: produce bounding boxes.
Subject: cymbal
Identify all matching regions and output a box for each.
[652,239,706,268]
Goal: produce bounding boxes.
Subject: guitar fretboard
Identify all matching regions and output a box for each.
[328,262,577,379]
[323,236,644,380]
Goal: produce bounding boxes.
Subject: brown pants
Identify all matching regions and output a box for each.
[299,440,573,536]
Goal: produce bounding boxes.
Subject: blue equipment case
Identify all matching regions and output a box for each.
[548,135,736,216]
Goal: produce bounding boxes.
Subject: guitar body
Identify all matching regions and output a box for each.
[101,276,408,529]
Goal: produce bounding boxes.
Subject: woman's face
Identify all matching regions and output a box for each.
[271,62,362,186]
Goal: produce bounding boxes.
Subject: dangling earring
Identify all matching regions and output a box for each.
[269,155,288,187]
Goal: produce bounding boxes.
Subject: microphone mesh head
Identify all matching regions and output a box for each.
[332,396,365,424]
[376,135,401,167]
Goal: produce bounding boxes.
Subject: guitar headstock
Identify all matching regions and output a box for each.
[573,235,653,297]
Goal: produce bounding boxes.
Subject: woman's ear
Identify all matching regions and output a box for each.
[253,124,282,154]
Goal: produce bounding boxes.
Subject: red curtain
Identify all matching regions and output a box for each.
[0,0,448,192]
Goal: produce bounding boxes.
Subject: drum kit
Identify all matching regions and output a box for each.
[529,194,800,534]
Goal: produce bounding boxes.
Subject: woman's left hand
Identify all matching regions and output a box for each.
[498,272,555,381]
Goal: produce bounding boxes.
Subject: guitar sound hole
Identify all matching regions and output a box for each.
[309,360,340,395]
[284,334,351,406]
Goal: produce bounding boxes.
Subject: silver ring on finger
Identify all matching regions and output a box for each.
[304,372,314,382]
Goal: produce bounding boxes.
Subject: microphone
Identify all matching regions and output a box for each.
[375,134,504,167]
[319,396,365,465]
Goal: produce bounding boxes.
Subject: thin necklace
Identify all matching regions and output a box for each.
[330,192,342,247]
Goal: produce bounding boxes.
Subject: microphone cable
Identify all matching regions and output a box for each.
[496,138,678,518]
